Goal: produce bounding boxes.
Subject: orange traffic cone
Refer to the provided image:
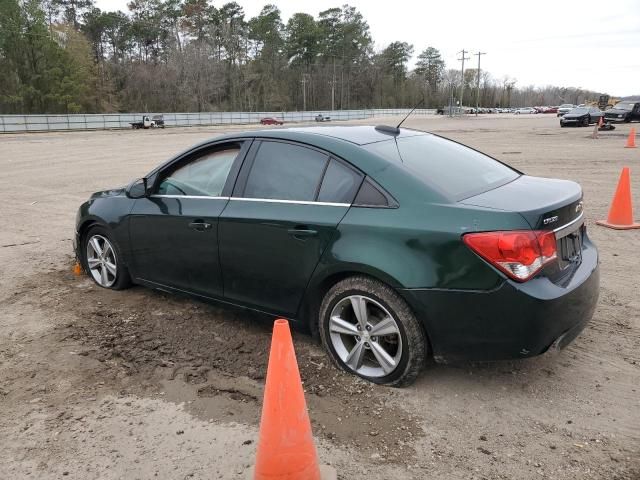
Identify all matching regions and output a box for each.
[253,319,336,480]
[596,167,640,230]
[625,127,637,148]
[598,116,604,128]
[73,262,83,276]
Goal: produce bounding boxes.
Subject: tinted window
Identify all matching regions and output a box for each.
[317,159,363,204]
[353,178,389,207]
[157,147,239,196]
[244,142,328,201]
[613,103,633,111]
[364,135,519,200]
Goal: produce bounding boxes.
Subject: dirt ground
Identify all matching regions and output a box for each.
[1,114,639,479]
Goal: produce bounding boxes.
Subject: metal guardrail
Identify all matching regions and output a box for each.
[0,109,435,133]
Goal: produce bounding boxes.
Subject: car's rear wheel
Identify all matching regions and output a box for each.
[319,276,426,387]
[82,226,131,290]
[582,117,590,127]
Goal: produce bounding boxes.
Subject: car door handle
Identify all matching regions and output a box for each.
[188,220,212,231]
[287,227,318,238]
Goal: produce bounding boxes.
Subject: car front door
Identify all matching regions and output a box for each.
[219,140,363,316]
[128,141,249,298]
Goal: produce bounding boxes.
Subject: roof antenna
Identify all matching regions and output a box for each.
[396,96,425,129]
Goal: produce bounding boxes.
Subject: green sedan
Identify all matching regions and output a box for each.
[74,126,599,386]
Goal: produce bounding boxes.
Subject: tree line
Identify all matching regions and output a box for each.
[0,0,608,114]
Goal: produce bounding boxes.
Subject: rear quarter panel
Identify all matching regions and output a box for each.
[310,201,532,292]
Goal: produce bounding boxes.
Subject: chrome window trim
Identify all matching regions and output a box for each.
[150,194,230,200]
[229,197,350,207]
[553,213,584,238]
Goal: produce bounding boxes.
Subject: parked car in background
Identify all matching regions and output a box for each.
[514,107,537,114]
[545,106,559,114]
[315,114,331,122]
[260,117,284,125]
[557,104,575,117]
[560,107,604,127]
[73,125,599,386]
[604,102,640,123]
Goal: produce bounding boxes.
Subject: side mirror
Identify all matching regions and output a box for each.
[126,177,149,199]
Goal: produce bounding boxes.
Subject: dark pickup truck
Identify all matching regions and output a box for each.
[604,102,640,123]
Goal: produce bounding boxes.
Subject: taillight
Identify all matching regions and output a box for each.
[463,230,557,282]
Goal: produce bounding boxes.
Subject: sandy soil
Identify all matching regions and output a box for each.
[1,115,639,479]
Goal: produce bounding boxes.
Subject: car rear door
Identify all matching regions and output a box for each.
[218,140,363,316]
[128,140,249,298]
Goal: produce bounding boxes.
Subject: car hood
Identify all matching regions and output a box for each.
[563,113,587,119]
[90,187,126,199]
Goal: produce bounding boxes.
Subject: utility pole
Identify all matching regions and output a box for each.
[301,74,308,111]
[474,51,486,117]
[330,57,336,111]
[457,49,469,116]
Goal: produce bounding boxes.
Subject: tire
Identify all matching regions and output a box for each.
[560,121,566,127]
[582,117,590,127]
[81,225,132,290]
[318,276,426,387]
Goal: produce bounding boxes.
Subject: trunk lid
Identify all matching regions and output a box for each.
[460,175,583,231]
[461,175,585,283]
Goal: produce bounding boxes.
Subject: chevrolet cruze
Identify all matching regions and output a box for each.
[74,126,599,386]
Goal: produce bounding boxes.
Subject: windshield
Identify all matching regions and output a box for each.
[364,134,519,200]
[613,103,634,111]
[569,108,588,114]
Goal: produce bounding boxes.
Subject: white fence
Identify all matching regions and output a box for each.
[0,109,435,133]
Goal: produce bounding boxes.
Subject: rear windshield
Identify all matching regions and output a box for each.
[363,134,519,200]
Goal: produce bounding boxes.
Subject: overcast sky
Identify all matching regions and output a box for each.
[94,0,640,96]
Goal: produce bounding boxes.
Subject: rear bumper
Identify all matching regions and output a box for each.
[399,237,599,363]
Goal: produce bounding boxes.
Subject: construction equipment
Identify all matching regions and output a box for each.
[598,95,620,110]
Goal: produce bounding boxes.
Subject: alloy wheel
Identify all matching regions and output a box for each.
[328,295,402,378]
[86,234,117,288]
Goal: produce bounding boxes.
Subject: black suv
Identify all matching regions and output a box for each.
[604,102,640,123]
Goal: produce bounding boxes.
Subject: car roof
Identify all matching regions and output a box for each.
[227,125,427,146]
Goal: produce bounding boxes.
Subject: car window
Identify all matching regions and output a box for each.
[317,159,363,204]
[364,135,519,200]
[157,147,240,197]
[243,141,328,201]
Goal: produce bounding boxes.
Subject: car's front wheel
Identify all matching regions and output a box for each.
[82,226,131,290]
[319,276,426,387]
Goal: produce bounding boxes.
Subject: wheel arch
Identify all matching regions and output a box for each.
[301,267,432,355]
